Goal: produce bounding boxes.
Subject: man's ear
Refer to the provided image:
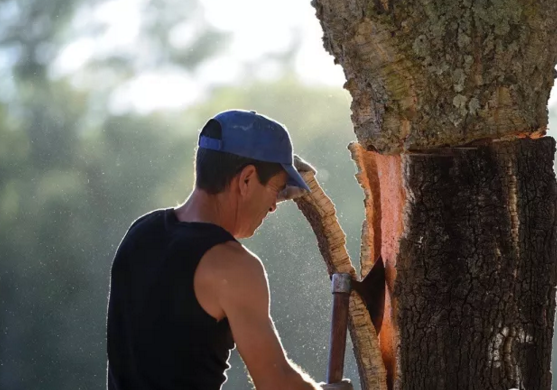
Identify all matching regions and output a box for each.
[237,165,258,196]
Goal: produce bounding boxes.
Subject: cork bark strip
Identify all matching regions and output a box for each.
[294,171,387,390]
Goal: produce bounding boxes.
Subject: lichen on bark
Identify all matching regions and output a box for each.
[313,0,557,153]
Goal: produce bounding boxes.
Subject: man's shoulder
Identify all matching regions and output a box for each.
[204,241,265,278]
[196,241,268,313]
[127,208,180,242]
[201,241,270,314]
[128,208,167,231]
[113,209,168,261]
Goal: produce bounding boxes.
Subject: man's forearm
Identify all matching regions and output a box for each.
[282,360,322,390]
[281,361,354,390]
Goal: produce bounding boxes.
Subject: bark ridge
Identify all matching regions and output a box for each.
[396,138,557,390]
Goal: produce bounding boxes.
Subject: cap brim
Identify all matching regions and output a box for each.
[281,163,311,192]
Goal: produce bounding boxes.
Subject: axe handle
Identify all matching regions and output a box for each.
[326,275,351,384]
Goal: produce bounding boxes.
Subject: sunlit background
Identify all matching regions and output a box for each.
[1,1,556,389]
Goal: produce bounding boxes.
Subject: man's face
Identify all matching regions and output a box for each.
[237,170,288,238]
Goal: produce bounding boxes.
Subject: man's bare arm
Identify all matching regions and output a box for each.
[207,242,321,390]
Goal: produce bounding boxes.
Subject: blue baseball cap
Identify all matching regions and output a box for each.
[198,109,310,191]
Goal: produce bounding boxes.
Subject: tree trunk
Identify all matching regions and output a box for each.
[312,0,557,389]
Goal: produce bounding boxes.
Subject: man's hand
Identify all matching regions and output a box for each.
[293,154,317,174]
[320,379,354,390]
[277,155,316,202]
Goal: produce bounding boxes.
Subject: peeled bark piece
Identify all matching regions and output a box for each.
[294,172,387,390]
[313,0,557,153]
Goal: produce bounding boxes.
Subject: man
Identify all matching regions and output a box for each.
[107,110,352,390]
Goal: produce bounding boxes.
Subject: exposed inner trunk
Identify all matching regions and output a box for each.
[350,138,557,389]
[350,142,404,389]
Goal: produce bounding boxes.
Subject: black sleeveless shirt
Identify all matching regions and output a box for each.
[107,208,236,390]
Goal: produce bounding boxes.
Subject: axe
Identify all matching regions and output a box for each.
[325,257,385,385]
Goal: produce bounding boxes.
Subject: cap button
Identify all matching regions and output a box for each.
[250,110,257,114]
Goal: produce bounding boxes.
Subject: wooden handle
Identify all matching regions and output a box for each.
[327,274,351,384]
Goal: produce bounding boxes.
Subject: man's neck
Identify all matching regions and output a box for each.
[174,188,238,235]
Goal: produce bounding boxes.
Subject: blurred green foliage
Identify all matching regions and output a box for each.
[1,73,364,389]
[1,0,556,390]
[0,1,365,388]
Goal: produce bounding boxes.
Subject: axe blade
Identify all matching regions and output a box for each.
[351,257,385,333]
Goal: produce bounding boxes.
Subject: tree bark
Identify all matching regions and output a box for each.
[312,0,557,389]
[313,0,557,154]
[395,138,557,390]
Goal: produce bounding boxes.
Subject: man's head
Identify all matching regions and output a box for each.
[194,110,309,238]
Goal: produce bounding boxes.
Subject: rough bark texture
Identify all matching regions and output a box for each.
[311,1,557,389]
[294,171,387,390]
[313,0,557,154]
[396,138,557,390]
[345,139,557,389]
